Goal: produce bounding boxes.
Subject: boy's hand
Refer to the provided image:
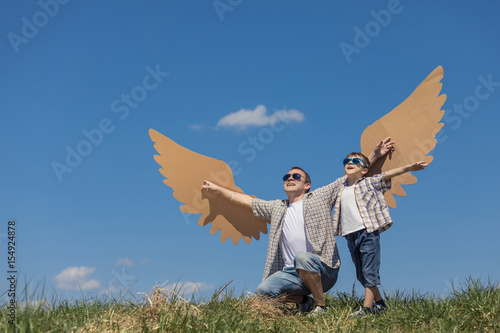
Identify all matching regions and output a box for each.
[373,137,395,158]
[409,161,428,171]
[368,137,395,165]
[385,161,428,180]
[201,180,221,194]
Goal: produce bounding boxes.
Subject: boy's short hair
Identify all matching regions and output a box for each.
[290,166,311,193]
[346,152,370,169]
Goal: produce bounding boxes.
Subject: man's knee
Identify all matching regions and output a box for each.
[256,280,279,298]
[294,252,320,273]
[294,251,311,266]
[255,284,268,296]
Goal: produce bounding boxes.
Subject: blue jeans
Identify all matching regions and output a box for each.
[345,229,381,287]
[255,252,339,298]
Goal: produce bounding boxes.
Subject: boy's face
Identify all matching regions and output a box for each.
[344,155,368,178]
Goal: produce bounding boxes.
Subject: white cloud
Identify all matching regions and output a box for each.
[189,124,205,131]
[162,281,215,296]
[18,299,51,310]
[216,105,305,129]
[116,258,135,267]
[53,266,102,290]
[79,279,101,290]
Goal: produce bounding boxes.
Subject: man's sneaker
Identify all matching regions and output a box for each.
[349,307,374,317]
[296,295,314,313]
[307,305,325,317]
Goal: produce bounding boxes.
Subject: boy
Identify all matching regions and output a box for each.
[332,152,427,316]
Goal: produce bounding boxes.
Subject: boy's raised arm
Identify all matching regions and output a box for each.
[201,180,254,209]
[367,137,395,165]
[384,161,428,180]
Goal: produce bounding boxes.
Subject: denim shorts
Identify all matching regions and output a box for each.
[255,252,339,298]
[345,229,381,288]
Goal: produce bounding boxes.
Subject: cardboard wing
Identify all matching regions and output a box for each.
[150,129,269,245]
[361,66,447,208]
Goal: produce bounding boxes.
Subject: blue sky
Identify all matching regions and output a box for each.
[1,0,499,302]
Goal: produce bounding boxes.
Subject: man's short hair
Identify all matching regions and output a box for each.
[290,166,311,193]
[345,152,370,169]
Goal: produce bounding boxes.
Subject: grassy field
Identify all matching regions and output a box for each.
[1,278,498,332]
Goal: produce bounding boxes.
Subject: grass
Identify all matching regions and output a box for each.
[1,277,499,332]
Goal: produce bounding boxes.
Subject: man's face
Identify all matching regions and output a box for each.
[283,169,311,194]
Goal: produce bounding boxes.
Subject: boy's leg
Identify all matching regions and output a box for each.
[359,230,382,309]
[346,230,368,287]
[347,230,384,310]
[364,286,382,308]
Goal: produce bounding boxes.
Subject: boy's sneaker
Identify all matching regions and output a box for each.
[296,295,314,313]
[349,307,365,317]
[307,305,325,317]
[372,303,387,313]
[349,307,374,317]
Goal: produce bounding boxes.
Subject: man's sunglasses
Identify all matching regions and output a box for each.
[343,158,367,168]
[283,173,303,182]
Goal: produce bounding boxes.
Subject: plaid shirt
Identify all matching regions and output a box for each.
[252,176,346,281]
[333,174,392,236]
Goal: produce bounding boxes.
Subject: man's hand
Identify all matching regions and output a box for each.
[201,180,221,195]
[201,180,253,209]
[409,161,428,171]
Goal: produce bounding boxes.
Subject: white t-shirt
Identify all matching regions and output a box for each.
[340,185,366,236]
[279,200,313,268]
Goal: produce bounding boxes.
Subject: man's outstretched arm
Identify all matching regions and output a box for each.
[201,180,253,209]
[367,137,395,165]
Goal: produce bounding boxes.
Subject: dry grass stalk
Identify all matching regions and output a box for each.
[79,284,199,332]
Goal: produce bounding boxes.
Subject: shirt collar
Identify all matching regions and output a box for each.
[343,177,364,186]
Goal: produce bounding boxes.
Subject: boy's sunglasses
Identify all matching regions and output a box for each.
[283,173,303,182]
[343,158,367,168]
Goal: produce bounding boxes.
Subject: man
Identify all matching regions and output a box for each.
[201,138,394,314]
